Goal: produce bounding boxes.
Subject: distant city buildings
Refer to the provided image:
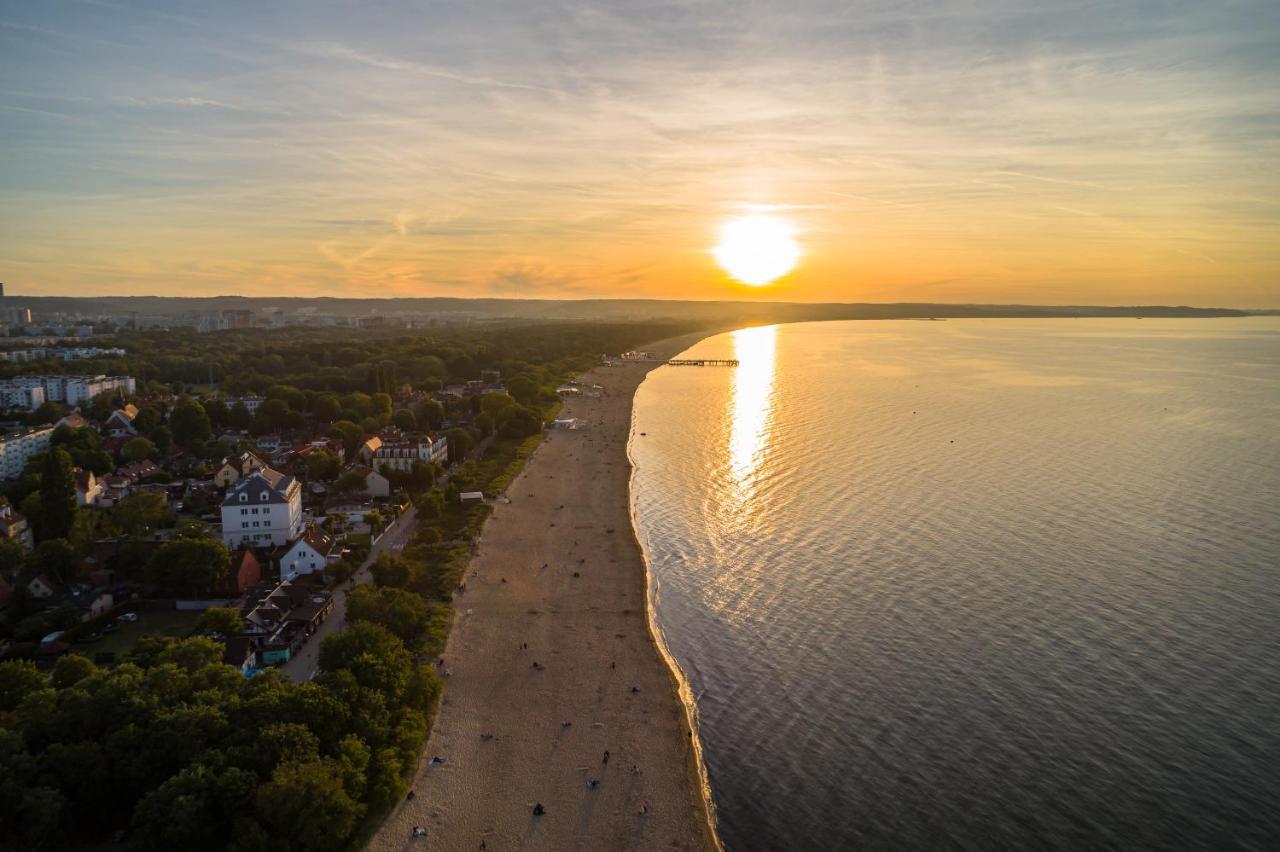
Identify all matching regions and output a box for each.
[0,375,135,409]
[0,346,126,363]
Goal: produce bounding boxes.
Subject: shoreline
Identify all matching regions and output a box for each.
[367,331,720,851]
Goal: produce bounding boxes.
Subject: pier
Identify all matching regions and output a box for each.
[663,358,739,367]
[614,352,739,367]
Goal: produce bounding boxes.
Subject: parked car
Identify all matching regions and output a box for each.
[120,612,139,623]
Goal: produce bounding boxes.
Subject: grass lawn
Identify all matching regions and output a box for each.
[87,609,204,659]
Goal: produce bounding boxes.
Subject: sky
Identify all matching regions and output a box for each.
[1,0,1277,307]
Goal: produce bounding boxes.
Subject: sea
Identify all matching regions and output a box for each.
[629,318,1280,851]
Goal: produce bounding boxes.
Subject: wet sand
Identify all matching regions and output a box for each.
[368,334,717,852]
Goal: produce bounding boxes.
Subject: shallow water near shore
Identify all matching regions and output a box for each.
[630,318,1280,851]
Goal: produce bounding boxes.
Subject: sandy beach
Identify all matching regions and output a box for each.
[368,333,718,852]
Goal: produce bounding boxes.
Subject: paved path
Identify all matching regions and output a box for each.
[281,505,418,683]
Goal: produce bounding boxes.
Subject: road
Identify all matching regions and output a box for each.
[280,505,418,683]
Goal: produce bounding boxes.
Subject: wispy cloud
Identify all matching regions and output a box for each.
[0,0,1275,305]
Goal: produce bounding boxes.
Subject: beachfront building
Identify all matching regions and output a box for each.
[278,526,343,581]
[371,434,448,473]
[220,467,303,548]
[0,426,54,479]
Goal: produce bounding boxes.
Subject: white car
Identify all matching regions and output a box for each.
[119,612,139,623]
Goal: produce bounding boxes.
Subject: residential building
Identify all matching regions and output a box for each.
[226,395,265,414]
[238,580,334,664]
[278,526,343,581]
[216,549,262,597]
[117,460,161,482]
[3,375,135,406]
[0,426,54,479]
[1,306,33,326]
[55,413,89,430]
[222,309,253,329]
[213,460,241,488]
[27,574,59,599]
[349,463,390,498]
[74,469,104,506]
[220,467,303,548]
[104,404,139,437]
[357,436,382,463]
[371,434,448,472]
[214,450,268,488]
[0,503,33,551]
[221,637,258,674]
[0,382,46,411]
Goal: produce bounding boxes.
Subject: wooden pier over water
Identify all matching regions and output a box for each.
[614,352,739,367]
[656,358,739,367]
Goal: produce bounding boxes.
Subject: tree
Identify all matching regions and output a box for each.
[37,448,77,541]
[199,607,243,636]
[0,537,25,573]
[305,450,341,482]
[255,759,364,852]
[318,622,412,698]
[346,586,433,648]
[50,655,96,690]
[150,425,174,455]
[29,538,77,584]
[171,397,212,446]
[312,394,341,421]
[499,406,543,439]
[51,426,113,474]
[122,436,159,462]
[132,764,255,852]
[479,392,515,419]
[327,420,363,458]
[112,491,174,536]
[0,660,48,712]
[506,374,542,405]
[203,398,229,427]
[228,401,251,430]
[391,408,416,431]
[445,428,473,464]
[369,553,414,589]
[414,399,444,430]
[147,539,229,598]
[335,470,366,495]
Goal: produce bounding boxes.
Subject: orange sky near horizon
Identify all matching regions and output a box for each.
[1,2,1277,308]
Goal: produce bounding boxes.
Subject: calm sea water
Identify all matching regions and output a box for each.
[630,319,1280,851]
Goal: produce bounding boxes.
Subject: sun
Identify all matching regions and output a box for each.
[713,213,801,286]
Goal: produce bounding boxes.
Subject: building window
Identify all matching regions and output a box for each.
[239,493,247,502]
[242,522,248,529]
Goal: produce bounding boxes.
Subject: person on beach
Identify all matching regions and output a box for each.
[533,803,546,816]
[602,750,610,764]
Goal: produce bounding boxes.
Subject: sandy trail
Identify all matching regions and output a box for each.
[368,334,717,852]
